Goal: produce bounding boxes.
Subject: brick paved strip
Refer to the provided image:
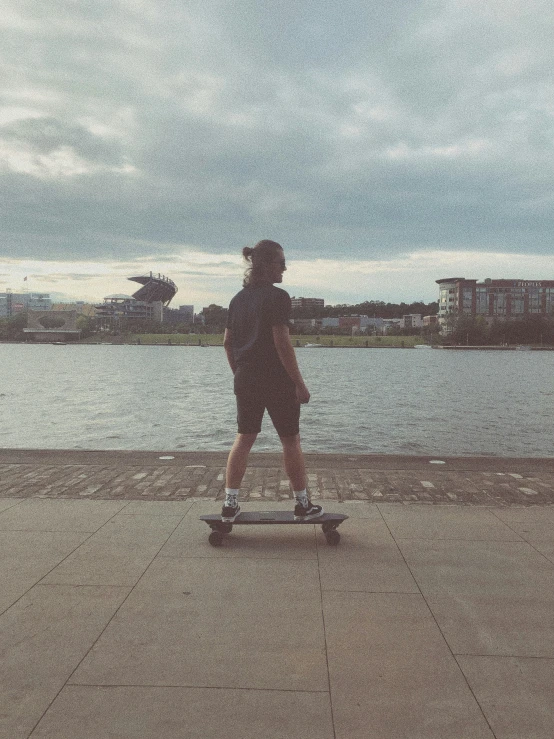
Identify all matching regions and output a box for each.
[0,451,553,505]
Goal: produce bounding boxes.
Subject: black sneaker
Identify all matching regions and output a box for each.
[294,501,324,521]
[221,502,241,522]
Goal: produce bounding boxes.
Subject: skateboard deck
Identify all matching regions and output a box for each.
[200,511,348,546]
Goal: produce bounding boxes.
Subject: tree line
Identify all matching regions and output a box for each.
[291,299,439,319]
[444,314,554,346]
[3,306,554,345]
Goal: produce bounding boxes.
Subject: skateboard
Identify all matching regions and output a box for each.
[200,511,348,547]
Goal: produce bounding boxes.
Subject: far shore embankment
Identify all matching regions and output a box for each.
[2,339,554,350]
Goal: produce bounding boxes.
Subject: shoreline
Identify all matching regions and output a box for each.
[2,448,553,470]
[2,340,553,350]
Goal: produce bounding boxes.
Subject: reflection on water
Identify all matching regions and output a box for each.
[1,344,553,457]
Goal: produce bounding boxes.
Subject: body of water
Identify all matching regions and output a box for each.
[1,344,552,457]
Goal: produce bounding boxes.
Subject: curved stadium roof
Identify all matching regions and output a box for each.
[128,273,178,306]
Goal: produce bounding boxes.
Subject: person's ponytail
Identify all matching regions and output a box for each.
[242,240,281,287]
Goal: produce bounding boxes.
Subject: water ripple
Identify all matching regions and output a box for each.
[1,344,553,457]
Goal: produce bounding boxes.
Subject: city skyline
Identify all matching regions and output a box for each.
[1,1,553,306]
[3,251,554,308]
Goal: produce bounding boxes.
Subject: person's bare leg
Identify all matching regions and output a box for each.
[280,433,306,492]
[226,433,258,489]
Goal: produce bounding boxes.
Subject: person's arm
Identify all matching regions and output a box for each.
[272,324,310,403]
[223,328,237,374]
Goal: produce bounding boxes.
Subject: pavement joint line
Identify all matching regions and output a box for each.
[0,525,104,620]
[322,589,422,595]
[452,653,554,660]
[155,556,321,561]
[487,509,554,566]
[315,520,337,739]
[378,510,499,738]
[65,683,331,692]
[27,508,190,738]
[392,537,527,542]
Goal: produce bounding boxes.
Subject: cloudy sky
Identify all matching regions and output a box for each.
[1,0,553,308]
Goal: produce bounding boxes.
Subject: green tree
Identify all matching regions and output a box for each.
[451,315,488,345]
[4,312,28,341]
[201,304,228,331]
[76,315,97,338]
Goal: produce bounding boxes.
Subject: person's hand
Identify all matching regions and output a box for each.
[296,382,310,404]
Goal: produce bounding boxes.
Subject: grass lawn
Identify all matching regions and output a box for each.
[109,333,427,347]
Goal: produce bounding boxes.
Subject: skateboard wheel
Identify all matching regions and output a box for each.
[325,530,340,546]
[322,521,337,533]
[209,531,224,547]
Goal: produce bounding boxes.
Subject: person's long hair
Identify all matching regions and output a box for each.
[242,240,282,287]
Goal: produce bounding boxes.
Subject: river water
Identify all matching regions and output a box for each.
[1,344,552,457]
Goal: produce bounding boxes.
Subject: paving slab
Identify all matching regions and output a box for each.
[492,508,554,562]
[456,656,554,739]
[70,557,328,692]
[493,507,554,524]
[29,686,334,739]
[0,530,91,614]
[424,593,554,657]
[398,539,554,656]
[41,513,185,587]
[1,488,553,737]
[315,517,419,593]
[0,497,24,513]
[0,498,129,531]
[119,500,196,516]
[323,590,494,739]
[378,504,525,540]
[397,539,554,596]
[0,584,130,739]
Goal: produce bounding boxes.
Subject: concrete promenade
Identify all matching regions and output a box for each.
[1,450,554,738]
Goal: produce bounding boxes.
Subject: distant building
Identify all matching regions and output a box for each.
[423,315,438,327]
[290,297,325,310]
[164,305,194,324]
[290,318,318,330]
[437,277,554,329]
[381,318,401,334]
[95,294,164,328]
[338,316,361,329]
[178,305,194,323]
[23,310,81,342]
[0,292,51,317]
[128,273,177,304]
[52,302,96,317]
[400,314,424,329]
[360,316,385,330]
[320,315,385,332]
[94,272,177,329]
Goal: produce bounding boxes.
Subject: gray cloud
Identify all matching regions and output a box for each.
[1,0,553,264]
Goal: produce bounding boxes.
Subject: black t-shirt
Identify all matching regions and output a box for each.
[226,283,294,392]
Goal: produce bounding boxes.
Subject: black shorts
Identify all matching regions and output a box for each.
[235,385,300,437]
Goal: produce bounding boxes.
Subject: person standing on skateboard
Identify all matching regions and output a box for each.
[221,239,324,523]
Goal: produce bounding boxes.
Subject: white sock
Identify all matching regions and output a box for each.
[294,489,308,507]
[224,488,239,506]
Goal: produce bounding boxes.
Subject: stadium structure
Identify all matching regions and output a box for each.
[128,273,178,305]
[95,272,178,328]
